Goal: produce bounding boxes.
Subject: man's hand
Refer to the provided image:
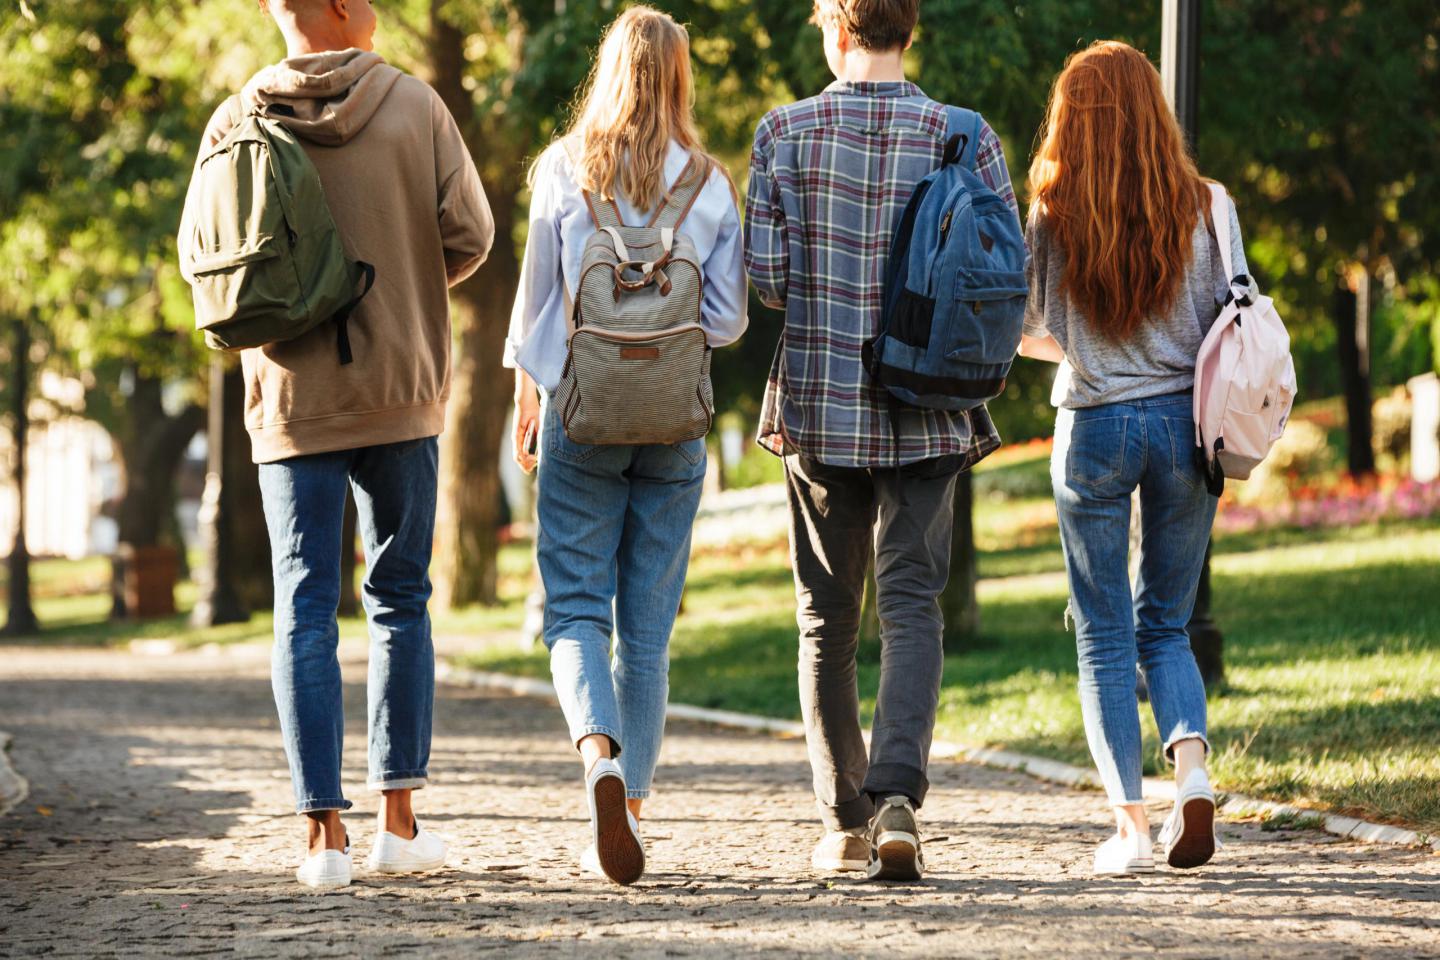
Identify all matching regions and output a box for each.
[513,370,541,475]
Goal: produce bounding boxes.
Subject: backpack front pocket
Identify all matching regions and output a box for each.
[561,325,711,446]
[186,236,301,348]
[946,267,1028,365]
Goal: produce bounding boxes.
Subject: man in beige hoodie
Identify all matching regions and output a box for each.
[198,0,494,888]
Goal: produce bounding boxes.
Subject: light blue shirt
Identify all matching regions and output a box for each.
[505,139,749,391]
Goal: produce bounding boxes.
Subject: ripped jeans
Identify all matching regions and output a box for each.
[1051,392,1215,805]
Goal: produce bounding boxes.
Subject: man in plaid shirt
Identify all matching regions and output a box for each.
[744,0,1019,882]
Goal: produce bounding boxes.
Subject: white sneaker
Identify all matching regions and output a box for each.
[1092,827,1154,876]
[367,821,448,874]
[586,758,645,885]
[1159,769,1220,869]
[296,845,352,889]
[579,843,606,880]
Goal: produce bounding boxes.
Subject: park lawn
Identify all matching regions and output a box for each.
[465,517,1440,834]
[0,543,533,650]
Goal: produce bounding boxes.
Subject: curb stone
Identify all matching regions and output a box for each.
[439,662,1440,855]
[0,730,29,817]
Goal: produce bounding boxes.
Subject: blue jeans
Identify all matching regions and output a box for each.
[536,403,706,799]
[259,437,439,814]
[1051,393,1215,806]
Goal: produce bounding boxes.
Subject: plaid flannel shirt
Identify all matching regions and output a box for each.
[745,81,1019,468]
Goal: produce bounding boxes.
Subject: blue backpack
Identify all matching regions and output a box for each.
[864,106,1028,413]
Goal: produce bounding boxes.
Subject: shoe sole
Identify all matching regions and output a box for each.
[1167,797,1217,869]
[592,772,644,886]
[812,857,869,873]
[367,855,446,874]
[1094,860,1155,877]
[296,873,351,890]
[868,831,923,882]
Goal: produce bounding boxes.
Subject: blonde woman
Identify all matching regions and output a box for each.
[504,7,746,885]
[1019,42,1244,875]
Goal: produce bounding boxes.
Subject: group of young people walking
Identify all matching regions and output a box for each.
[197,0,1242,890]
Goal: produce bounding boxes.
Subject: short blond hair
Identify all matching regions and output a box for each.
[810,0,918,52]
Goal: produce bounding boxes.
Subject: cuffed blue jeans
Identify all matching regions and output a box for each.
[259,437,439,814]
[1052,393,1215,806]
[536,402,706,799]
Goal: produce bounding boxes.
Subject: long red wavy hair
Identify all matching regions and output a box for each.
[1028,41,1209,340]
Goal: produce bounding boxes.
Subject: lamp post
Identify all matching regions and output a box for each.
[1162,0,1225,686]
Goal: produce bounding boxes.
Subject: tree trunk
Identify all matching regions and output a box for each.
[426,4,525,609]
[193,358,271,624]
[111,369,204,618]
[220,364,273,613]
[4,315,38,637]
[940,471,979,653]
[1186,542,1226,688]
[191,355,248,626]
[1335,274,1376,477]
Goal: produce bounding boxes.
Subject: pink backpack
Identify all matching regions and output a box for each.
[1193,184,1297,494]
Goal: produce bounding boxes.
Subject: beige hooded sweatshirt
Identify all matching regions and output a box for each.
[201,49,494,463]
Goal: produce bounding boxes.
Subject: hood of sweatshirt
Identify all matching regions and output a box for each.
[240,49,401,147]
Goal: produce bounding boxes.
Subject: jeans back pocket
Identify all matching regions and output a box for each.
[1064,416,1128,492]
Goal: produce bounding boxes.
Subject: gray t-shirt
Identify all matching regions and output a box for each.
[1023,191,1248,409]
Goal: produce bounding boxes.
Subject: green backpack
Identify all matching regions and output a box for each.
[179,109,374,364]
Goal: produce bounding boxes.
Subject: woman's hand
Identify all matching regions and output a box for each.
[513,371,541,475]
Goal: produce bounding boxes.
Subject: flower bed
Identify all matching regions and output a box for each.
[1217,476,1440,533]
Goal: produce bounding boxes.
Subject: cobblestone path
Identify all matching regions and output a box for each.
[2,644,1437,958]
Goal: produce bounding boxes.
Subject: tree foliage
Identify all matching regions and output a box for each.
[2,0,1436,603]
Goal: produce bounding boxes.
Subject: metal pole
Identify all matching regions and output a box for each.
[1162,0,1202,147]
[1162,0,1224,686]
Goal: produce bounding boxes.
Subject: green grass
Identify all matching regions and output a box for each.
[464,518,1440,833]
[9,471,1438,832]
[0,542,535,650]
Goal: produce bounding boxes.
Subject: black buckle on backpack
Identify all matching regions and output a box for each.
[1196,438,1226,498]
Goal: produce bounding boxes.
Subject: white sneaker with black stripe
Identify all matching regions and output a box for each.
[1093,827,1154,876]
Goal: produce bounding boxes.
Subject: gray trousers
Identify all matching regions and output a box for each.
[784,453,962,831]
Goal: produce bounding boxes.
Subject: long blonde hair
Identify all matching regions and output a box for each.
[1028,41,1209,340]
[556,6,714,210]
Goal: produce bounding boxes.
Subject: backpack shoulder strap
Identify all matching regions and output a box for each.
[1206,182,1235,280]
[557,135,624,230]
[941,106,982,170]
[583,191,625,230]
[649,157,710,230]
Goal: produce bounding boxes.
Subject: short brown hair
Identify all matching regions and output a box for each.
[810,0,919,52]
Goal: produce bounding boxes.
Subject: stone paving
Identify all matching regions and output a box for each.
[2,643,1438,958]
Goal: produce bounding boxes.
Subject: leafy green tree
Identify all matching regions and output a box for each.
[0,1,281,614]
[1194,0,1440,474]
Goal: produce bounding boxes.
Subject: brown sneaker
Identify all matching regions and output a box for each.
[811,831,871,873]
[866,795,924,881]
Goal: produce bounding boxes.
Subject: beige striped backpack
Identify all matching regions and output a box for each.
[555,157,714,446]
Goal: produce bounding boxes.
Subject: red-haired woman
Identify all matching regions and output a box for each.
[1019,41,1247,876]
